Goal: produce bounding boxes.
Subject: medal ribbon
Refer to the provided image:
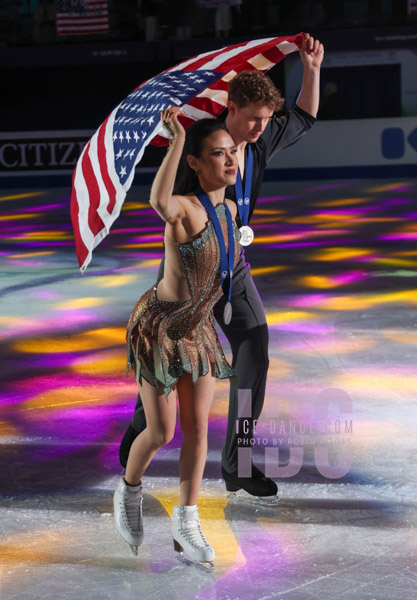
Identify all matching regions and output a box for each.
[196,187,235,304]
[235,145,253,227]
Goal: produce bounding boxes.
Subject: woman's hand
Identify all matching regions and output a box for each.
[161,106,186,142]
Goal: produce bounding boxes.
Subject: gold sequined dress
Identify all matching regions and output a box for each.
[126,203,240,398]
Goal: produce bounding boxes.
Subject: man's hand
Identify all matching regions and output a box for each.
[300,33,324,70]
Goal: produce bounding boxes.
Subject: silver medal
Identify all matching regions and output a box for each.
[239,225,254,246]
[223,301,232,325]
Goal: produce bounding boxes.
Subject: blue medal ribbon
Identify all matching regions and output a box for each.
[235,145,253,227]
[196,187,235,307]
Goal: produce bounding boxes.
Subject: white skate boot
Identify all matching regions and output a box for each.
[113,477,143,555]
[172,504,215,572]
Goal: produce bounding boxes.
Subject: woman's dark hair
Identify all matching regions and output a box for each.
[174,118,228,195]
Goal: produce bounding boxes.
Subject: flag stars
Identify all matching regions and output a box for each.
[111,69,222,188]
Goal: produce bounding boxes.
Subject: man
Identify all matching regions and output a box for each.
[120,33,324,501]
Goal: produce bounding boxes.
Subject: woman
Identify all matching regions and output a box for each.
[114,107,240,571]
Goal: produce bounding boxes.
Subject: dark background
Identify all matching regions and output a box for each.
[2,0,417,133]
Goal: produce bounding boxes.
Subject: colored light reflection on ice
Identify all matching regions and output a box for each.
[70,350,126,376]
[333,368,417,399]
[312,289,417,311]
[380,233,417,241]
[121,201,149,210]
[286,294,328,308]
[7,231,71,241]
[9,251,55,259]
[0,311,99,339]
[311,247,375,261]
[251,265,288,276]
[54,297,112,310]
[366,181,414,193]
[384,330,417,345]
[10,240,73,247]
[312,197,370,207]
[80,274,138,288]
[253,229,350,245]
[257,195,299,203]
[277,335,375,355]
[0,192,46,201]
[5,378,135,411]
[13,327,125,354]
[116,242,164,249]
[18,203,66,212]
[298,271,368,289]
[0,213,41,221]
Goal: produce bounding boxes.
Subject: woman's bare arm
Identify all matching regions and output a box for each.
[149,107,186,224]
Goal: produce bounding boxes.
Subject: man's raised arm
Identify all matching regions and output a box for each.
[296,33,324,118]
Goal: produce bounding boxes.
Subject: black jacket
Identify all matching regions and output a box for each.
[226,104,316,227]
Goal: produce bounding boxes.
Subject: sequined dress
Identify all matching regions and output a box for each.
[126,203,240,398]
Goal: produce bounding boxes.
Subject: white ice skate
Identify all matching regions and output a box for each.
[172,504,215,572]
[113,477,144,555]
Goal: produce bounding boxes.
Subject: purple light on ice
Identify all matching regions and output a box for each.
[332,271,368,285]
[29,290,62,299]
[286,294,328,307]
[264,240,335,249]
[270,321,334,334]
[19,203,66,212]
[382,198,411,206]
[130,236,164,243]
[127,209,159,216]
[379,233,417,241]
[14,241,73,247]
[111,227,163,234]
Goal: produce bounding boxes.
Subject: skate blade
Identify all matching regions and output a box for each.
[115,527,142,556]
[227,490,280,506]
[176,552,214,573]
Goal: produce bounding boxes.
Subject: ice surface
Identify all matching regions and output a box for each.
[1,180,416,600]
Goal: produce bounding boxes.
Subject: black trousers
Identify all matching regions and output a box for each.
[128,251,269,473]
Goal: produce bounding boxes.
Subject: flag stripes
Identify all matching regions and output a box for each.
[71,34,303,271]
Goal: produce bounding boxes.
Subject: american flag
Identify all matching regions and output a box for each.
[57,0,109,36]
[71,34,302,271]
[408,0,417,15]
